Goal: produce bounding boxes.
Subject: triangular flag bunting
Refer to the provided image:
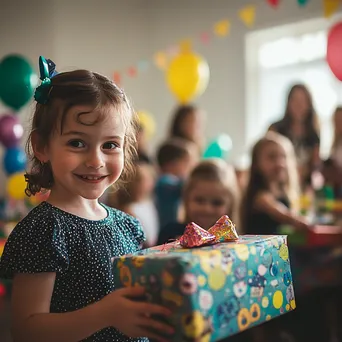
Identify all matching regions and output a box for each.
[113,72,121,86]
[297,0,309,6]
[153,51,168,70]
[267,0,280,8]
[323,0,340,18]
[214,20,230,37]
[239,5,256,28]
[167,45,179,57]
[200,32,210,44]
[137,60,149,72]
[127,67,137,77]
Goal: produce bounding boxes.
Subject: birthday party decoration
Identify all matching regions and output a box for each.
[110,2,332,86]
[0,114,24,148]
[7,172,27,200]
[267,0,280,8]
[203,134,233,160]
[137,110,156,139]
[323,0,341,18]
[179,222,217,248]
[0,55,37,110]
[239,5,256,28]
[154,51,168,70]
[209,215,239,242]
[3,147,27,175]
[297,0,309,6]
[214,20,231,37]
[327,22,342,81]
[166,43,210,103]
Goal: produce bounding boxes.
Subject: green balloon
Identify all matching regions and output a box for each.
[203,134,232,160]
[0,55,37,110]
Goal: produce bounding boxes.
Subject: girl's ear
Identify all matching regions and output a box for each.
[31,131,49,163]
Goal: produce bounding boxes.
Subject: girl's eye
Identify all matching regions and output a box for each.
[68,140,85,148]
[212,199,225,207]
[103,142,119,150]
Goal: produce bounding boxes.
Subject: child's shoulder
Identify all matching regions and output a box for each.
[12,201,61,232]
[102,205,146,245]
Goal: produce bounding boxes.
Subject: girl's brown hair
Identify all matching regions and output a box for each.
[240,132,299,232]
[330,106,342,157]
[275,84,320,137]
[182,159,240,229]
[25,70,137,196]
[169,104,198,142]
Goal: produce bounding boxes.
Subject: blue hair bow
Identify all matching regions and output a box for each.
[34,56,58,104]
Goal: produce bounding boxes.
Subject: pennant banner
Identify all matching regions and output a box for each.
[239,5,256,28]
[297,0,309,6]
[267,0,280,8]
[323,0,341,18]
[214,20,231,37]
[113,1,335,85]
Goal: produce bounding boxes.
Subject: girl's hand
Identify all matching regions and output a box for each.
[101,286,174,342]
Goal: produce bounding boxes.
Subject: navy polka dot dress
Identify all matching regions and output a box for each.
[0,201,149,342]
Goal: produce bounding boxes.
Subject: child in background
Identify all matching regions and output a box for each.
[136,121,153,164]
[241,131,309,235]
[169,104,204,152]
[155,138,196,232]
[157,159,240,245]
[322,106,342,198]
[0,57,172,342]
[108,161,159,247]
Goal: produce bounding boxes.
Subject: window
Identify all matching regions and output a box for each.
[245,17,342,158]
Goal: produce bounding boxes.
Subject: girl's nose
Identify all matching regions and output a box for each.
[85,150,104,169]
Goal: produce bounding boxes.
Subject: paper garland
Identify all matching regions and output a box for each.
[113,0,335,85]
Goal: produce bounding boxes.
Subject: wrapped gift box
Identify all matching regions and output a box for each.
[113,235,295,341]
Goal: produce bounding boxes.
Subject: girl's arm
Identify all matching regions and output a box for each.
[11,273,173,342]
[11,273,108,342]
[254,192,309,230]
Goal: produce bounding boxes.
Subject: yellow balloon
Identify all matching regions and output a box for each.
[166,51,210,103]
[7,172,27,200]
[137,111,156,139]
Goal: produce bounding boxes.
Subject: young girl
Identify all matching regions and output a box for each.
[241,131,309,235]
[107,161,159,247]
[169,104,204,152]
[157,158,240,245]
[0,57,173,342]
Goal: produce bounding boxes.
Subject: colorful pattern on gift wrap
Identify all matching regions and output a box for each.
[113,235,295,342]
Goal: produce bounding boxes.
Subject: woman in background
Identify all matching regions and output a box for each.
[269,84,320,190]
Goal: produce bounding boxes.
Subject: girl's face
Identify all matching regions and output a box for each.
[257,142,287,183]
[288,88,310,121]
[37,105,125,202]
[185,180,231,230]
[181,111,202,143]
[334,110,342,135]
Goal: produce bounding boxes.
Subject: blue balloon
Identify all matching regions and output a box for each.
[3,147,27,175]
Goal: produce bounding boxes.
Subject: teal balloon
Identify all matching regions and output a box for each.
[297,0,308,6]
[0,55,38,110]
[203,134,232,160]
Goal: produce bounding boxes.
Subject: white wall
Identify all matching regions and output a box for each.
[0,0,335,196]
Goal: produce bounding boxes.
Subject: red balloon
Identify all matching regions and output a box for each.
[327,22,342,81]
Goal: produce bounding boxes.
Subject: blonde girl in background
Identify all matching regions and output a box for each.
[157,158,240,244]
[241,131,309,235]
